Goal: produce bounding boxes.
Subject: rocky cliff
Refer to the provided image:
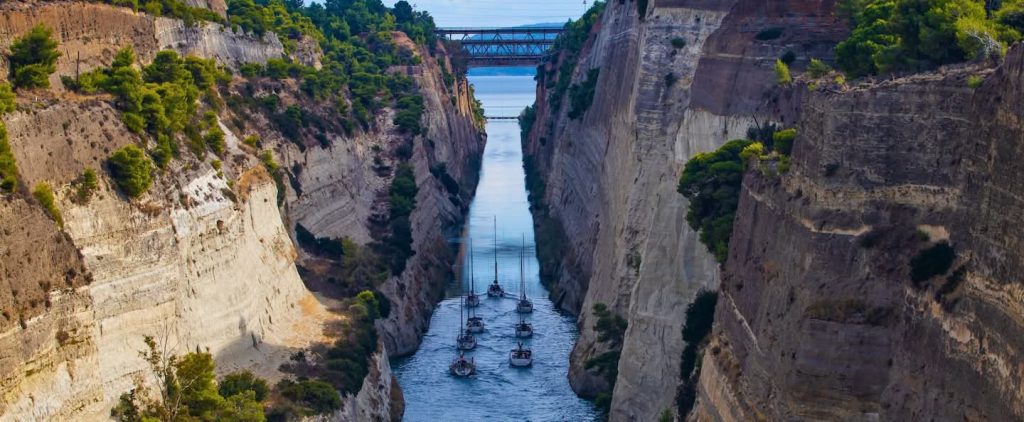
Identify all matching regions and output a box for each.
[693,47,1024,421]
[530,0,1024,420]
[0,2,482,420]
[523,0,843,420]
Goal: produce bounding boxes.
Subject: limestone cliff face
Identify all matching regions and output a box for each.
[0,2,283,86]
[0,4,482,421]
[524,0,843,420]
[693,49,1024,421]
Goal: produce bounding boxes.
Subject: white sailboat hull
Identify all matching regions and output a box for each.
[509,353,533,367]
[467,321,485,333]
[467,294,480,307]
[515,327,533,338]
[487,286,504,297]
[450,359,476,377]
[517,301,533,314]
[457,335,477,351]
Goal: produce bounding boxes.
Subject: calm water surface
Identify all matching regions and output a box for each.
[392,71,598,421]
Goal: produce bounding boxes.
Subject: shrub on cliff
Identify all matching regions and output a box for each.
[295,222,345,258]
[678,139,753,263]
[568,68,600,120]
[806,58,832,78]
[676,290,718,418]
[32,183,63,228]
[74,169,99,204]
[0,123,17,193]
[219,370,269,402]
[394,94,425,135]
[9,25,61,89]
[108,145,154,198]
[272,379,342,416]
[0,82,15,114]
[774,59,792,85]
[586,303,627,413]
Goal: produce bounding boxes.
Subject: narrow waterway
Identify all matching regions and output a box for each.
[392,70,598,421]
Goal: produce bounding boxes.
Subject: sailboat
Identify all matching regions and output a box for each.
[516,237,534,314]
[466,238,480,308]
[487,217,506,298]
[449,351,476,377]
[515,312,534,338]
[466,239,485,333]
[456,296,477,350]
[509,341,533,367]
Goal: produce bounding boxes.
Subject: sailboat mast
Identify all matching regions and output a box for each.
[469,238,474,295]
[494,216,498,282]
[520,236,526,300]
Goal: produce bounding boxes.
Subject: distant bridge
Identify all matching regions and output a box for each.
[437,27,564,67]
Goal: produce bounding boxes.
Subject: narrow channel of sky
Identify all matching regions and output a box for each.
[383,0,588,28]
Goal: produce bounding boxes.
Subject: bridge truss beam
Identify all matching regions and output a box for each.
[437,27,564,67]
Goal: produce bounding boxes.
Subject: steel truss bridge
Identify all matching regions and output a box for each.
[436,27,564,67]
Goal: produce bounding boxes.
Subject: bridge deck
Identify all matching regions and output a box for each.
[437,27,564,67]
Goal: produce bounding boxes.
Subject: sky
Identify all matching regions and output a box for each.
[383,0,588,28]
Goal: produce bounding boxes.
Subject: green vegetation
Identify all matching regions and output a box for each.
[911,241,956,284]
[519,105,536,142]
[568,68,600,120]
[772,128,797,155]
[676,290,718,418]
[780,51,797,66]
[544,2,605,116]
[0,82,16,114]
[679,126,797,262]
[677,139,753,263]
[260,150,286,205]
[393,94,425,135]
[9,25,61,89]
[228,0,436,132]
[592,303,627,346]
[68,47,229,163]
[834,0,1020,78]
[774,59,792,85]
[659,409,675,422]
[429,163,460,196]
[295,222,345,258]
[108,145,155,198]
[671,37,687,49]
[219,370,269,402]
[967,74,984,88]
[586,303,628,413]
[270,379,342,418]
[111,336,269,421]
[382,163,418,274]
[0,122,17,193]
[273,291,383,419]
[637,0,649,19]
[98,0,222,25]
[32,183,63,228]
[74,168,99,204]
[807,58,832,78]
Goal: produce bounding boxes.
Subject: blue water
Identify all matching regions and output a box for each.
[392,71,598,421]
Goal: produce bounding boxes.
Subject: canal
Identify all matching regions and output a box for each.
[392,69,598,421]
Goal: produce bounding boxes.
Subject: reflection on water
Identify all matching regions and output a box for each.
[392,71,598,421]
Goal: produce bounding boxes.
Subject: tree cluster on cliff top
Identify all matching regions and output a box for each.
[9,25,60,90]
[678,128,796,263]
[835,0,1024,77]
